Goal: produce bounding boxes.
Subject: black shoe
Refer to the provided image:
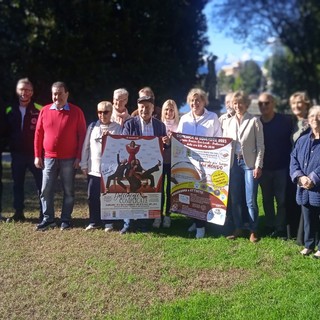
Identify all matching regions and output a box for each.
[36,220,56,231]
[270,230,287,240]
[60,222,71,231]
[136,226,149,233]
[7,214,26,223]
[264,227,275,237]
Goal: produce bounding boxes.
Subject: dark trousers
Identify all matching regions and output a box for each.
[140,164,159,188]
[161,163,171,216]
[11,152,42,216]
[286,177,303,243]
[106,173,126,190]
[126,164,161,231]
[302,204,320,250]
[127,164,160,192]
[87,175,112,225]
[195,219,206,228]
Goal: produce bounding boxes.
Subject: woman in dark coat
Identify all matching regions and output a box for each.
[290,105,320,258]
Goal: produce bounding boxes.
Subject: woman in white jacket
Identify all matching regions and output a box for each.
[223,91,264,242]
[80,101,122,231]
[177,88,222,238]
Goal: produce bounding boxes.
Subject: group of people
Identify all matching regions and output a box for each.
[220,89,320,259]
[0,79,89,232]
[1,78,320,258]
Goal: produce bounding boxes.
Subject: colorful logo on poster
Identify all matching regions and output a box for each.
[211,170,228,187]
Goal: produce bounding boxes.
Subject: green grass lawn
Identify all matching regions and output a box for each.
[0,163,319,320]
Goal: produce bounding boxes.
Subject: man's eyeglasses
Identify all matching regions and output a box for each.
[97,110,111,115]
[258,101,270,107]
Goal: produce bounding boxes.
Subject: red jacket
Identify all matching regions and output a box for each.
[34,102,86,159]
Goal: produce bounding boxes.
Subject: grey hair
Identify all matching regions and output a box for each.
[186,88,209,107]
[16,78,33,90]
[113,88,129,98]
[308,105,320,116]
[52,81,68,92]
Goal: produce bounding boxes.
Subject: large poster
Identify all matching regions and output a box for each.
[170,133,233,225]
[100,135,163,220]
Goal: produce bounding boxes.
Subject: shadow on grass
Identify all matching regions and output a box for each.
[1,163,296,241]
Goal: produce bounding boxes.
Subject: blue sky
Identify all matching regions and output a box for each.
[204,2,271,67]
[180,3,272,112]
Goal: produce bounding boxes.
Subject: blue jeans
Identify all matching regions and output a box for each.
[302,204,320,250]
[259,168,287,231]
[230,158,259,232]
[41,158,75,222]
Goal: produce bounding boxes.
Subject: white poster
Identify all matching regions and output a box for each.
[170,133,233,225]
[100,135,163,220]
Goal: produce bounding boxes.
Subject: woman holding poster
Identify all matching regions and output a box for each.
[80,101,122,232]
[177,88,222,238]
[223,91,264,243]
[153,99,180,229]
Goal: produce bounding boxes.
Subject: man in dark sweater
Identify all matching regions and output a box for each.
[258,92,293,237]
[6,78,43,222]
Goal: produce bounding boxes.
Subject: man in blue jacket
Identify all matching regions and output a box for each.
[122,95,169,233]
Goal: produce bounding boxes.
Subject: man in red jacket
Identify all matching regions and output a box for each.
[34,81,86,231]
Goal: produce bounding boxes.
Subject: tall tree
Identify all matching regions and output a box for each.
[264,49,300,101]
[217,60,262,94]
[217,70,234,95]
[0,0,208,114]
[238,60,262,94]
[210,0,320,102]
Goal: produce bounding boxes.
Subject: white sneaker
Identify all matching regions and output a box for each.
[119,226,129,234]
[187,223,196,232]
[85,224,99,231]
[104,223,113,232]
[196,227,205,239]
[152,217,162,228]
[163,216,171,228]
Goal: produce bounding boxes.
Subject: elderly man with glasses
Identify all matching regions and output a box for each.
[258,92,293,238]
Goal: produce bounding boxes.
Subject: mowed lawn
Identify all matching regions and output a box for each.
[0,162,319,320]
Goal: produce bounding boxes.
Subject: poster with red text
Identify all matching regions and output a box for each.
[170,132,232,225]
[100,135,163,220]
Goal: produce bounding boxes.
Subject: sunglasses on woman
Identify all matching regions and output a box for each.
[97,110,111,115]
